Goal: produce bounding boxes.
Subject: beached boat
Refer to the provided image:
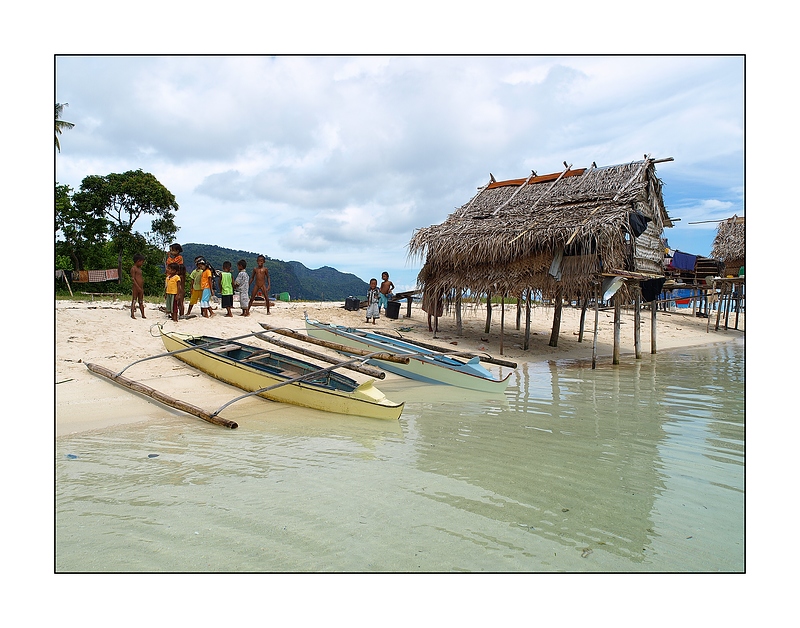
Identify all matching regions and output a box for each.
[302,317,512,393]
[159,330,404,420]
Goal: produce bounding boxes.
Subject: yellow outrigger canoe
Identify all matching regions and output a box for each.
[160,330,404,420]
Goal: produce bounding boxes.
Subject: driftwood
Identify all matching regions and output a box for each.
[259,324,410,364]
[85,362,238,429]
[254,332,386,379]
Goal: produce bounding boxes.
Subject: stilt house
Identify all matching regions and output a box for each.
[711,215,745,277]
[409,157,674,305]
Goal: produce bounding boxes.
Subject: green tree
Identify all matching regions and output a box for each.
[55,183,108,271]
[55,103,74,152]
[73,170,179,280]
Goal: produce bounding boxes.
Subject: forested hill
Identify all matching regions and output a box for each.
[181,244,369,301]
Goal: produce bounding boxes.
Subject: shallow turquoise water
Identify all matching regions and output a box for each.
[55,339,744,572]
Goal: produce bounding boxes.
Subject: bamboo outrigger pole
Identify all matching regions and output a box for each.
[259,324,410,364]
[254,332,386,379]
[85,362,239,429]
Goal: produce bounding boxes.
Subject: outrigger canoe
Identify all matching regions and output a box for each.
[303,316,512,393]
[159,330,404,420]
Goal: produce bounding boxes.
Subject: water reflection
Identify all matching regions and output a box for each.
[411,341,744,568]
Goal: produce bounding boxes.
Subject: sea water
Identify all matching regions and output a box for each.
[55,338,744,572]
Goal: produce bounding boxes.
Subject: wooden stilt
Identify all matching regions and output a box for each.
[548,287,563,347]
[715,282,724,331]
[578,296,588,343]
[85,362,238,429]
[592,286,600,369]
[524,289,532,350]
[613,297,621,365]
[455,292,463,336]
[651,300,657,354]
[724,284,732,330]
[634,289,642,359]
[500,294,505,355]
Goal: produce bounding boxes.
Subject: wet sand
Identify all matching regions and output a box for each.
[55,297,744,435]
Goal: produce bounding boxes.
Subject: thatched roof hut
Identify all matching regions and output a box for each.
[408,157,673,302]
[711,215,745,277]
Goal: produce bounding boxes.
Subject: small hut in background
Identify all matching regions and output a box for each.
[711,215,745,277]
[408,156,674,366]
[709,214,745,331]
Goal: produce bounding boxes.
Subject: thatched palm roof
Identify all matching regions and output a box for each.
[409,158,672,299]
[711,215,745,265]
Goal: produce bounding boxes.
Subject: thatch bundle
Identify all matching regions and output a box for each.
[711,215,745,276]
[409,158,672,301]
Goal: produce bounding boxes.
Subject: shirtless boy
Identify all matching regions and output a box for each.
[130,254,146,319]
[247,255,271,315]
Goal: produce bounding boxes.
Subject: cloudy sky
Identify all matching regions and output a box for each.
[55,55,743,291]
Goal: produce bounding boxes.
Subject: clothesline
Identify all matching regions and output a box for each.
[64,269,120,283]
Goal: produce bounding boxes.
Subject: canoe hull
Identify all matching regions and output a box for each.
[304,319,511,393]
[160,332,403,421]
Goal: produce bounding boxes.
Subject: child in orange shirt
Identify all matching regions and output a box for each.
[198,260,215,318]
[166,244,185,317]
[164,262,181,322]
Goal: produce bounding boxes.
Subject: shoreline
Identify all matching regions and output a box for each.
[55,297,744,436]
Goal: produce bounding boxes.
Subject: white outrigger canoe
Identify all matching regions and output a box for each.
[160,330,404,421]
[303,316,511,393]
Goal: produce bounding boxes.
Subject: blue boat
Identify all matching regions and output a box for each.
[301,315,512,393]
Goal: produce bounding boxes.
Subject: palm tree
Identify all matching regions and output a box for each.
[55,103,75,152]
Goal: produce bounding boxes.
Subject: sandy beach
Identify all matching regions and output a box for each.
[55,296,744,436]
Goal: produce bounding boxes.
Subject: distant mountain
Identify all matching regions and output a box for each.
[180,243,368,301]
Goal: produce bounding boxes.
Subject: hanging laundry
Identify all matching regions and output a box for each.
[88,270,107,282]
[105,268,119,280]
[72,270,89,283]
[670,251,697,272]
[628,211,651,238]
[640,277,667,302]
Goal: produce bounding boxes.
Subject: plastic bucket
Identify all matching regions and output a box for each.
[385,300,401,319]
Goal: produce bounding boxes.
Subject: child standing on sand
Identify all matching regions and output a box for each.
[185,256,205,317]
[164,262,181,323]
[220,261,234,317]
[247,255,271,315]
[366,278,380,324]
[379,271,395,313]
[198,260,215,318]
[234,259,250,316]
[166,244,185,317]
[130,254,146,319]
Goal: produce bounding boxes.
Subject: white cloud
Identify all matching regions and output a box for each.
[55,55,744,286]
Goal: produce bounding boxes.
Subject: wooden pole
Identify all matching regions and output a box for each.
[723,284,732,330]
[524,289,532,351]
[500,294,505,355]
[613,296,621,365]
[634,288,642,359]
[254,333,386,379]
[260,324,410,364]
[592,286,600,369]
[455,292,463,336]
[715,282,724,331]
[548,287,563,347]
[485,292,492,334]
[651,300,657,354]
[578,297,588,343]
[516,297,522,330]
[85,362,238,429]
